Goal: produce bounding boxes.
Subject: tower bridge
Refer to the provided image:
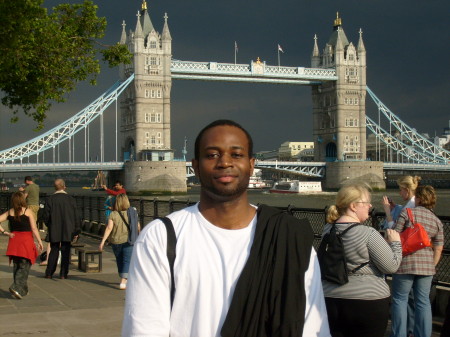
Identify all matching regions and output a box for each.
[1,3,449,192]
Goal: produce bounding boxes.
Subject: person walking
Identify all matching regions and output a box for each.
[19,176,40,221]
[99,193,140,290]
[122,119,330,337]
[321,184,402,337]
[0,192,43,299]
[390,185,444,337]
[42,179,80,279]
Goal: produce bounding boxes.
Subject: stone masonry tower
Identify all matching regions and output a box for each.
[119,0,172,162]
[311,13,367,162]
[117,1,186,193]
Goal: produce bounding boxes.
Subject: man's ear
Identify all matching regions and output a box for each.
[249,157,256,176]
[192,159,199,178]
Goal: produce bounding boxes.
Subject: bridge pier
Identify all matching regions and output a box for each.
[324,161,385,190]
[124,161,187,194]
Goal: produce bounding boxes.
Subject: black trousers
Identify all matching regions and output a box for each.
[325,296,390,337]
[45,241,71,277]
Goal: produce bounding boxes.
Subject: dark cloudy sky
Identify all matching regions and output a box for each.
[1,0,449,161]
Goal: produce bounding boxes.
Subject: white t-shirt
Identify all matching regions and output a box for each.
[122,204,330,337]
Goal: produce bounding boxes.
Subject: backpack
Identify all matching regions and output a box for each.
[317,223,369,285]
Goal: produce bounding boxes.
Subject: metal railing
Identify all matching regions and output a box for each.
[1,192,449,288]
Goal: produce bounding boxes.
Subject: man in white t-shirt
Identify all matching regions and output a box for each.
[123,120,330,337]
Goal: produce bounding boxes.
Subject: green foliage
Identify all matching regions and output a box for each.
[0,0,132,130]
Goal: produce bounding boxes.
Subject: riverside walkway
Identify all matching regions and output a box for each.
[0,233,125,337]
[0,230,445,336]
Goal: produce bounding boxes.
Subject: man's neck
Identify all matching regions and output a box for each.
[198,195,256,230]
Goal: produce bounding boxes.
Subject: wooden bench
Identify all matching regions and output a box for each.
[77,247,102,273]
[70,243,85,264]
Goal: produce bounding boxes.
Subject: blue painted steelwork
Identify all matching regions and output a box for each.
[0,75,135,163]
[366,86,450,163]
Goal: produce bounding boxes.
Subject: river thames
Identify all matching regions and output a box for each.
[38,186,450,217]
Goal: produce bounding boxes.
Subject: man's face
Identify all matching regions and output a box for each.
[114,183,123,191]
[193,125,255,202]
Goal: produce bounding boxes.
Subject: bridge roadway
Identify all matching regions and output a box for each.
[1,161,449,177]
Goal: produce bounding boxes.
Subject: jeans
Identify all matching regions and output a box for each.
[11,257,31,296]
[111,242,133,279]
[390,274,433,337]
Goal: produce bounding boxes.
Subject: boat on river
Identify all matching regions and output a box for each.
[269,179,322,194]
[248,169,269,189]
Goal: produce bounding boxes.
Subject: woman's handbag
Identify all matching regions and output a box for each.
[400,208,432,256]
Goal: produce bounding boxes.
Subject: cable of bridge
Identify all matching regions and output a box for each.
[0,74,135,164]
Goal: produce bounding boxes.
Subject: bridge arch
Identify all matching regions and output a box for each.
[325,142,337,161]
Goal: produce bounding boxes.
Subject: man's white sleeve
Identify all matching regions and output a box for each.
[122,222,172,337]
[303,247,331,337]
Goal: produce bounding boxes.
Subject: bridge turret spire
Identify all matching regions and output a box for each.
[311,34,320,67]
[357,28,366,53]
[162,13,172,41]
[135,11,144,38]
[120,20,127,44]
[140,1,155,39]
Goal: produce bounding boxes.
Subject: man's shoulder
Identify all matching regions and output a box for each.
[49,192,75,201]
[140,204,198,237]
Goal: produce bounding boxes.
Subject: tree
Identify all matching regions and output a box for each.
[0,0,131,129]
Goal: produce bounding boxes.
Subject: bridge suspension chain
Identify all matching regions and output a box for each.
[365,115,445,164]
[0,74,134,163]
[366,86,450,163]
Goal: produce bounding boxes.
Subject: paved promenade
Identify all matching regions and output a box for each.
[0,230,444,336]
[0,233,125,337]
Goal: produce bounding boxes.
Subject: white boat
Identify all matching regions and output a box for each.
[269,179,322,194]
[248,169,269,189]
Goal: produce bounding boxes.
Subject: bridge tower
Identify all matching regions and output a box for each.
[311,13,367,162]
[117,1,186,193]
[311,14,384,189]
[120,0,172,161]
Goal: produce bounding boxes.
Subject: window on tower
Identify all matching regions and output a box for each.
[150,41,157,49]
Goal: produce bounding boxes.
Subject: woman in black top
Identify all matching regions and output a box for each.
[0,192,43,299]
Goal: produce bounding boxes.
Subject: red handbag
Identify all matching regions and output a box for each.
[400,208,432,256]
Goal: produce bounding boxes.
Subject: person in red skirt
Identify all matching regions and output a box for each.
[0,192,43,299]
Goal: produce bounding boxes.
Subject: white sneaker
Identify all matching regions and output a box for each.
[119,283,126,290]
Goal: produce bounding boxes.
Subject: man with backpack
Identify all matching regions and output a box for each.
[122,120,330,337]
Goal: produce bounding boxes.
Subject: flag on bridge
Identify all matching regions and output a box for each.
[278,44,284,53]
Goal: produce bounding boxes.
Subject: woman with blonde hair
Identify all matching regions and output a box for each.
[0,192,43,299]
[381,175,421,336]
[322,184,402,337]
[99,193,140,289]
[382,175,421,229]
[390,185,444,337]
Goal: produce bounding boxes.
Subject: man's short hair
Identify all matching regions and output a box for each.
[54,178,66,190]
[115,180,123,186]
[194,119,253,160]
[24,176,32,182]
